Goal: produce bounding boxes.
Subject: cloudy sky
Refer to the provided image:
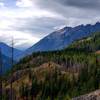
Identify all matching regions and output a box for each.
[0,0,100,50]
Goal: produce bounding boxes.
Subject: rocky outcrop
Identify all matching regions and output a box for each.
[72,90,100,100]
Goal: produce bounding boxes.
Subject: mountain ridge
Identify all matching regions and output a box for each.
[0,42,22,59]
[21,22,100,58]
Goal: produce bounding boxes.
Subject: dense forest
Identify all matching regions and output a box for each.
[1,32,100,100]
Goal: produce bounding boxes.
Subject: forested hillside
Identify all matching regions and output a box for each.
[69,32,100,52]
[1,32,100,100]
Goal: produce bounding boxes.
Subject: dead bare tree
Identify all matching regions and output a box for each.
[0,48,3,100]
[63,32,65,49]
[10,38,14,100]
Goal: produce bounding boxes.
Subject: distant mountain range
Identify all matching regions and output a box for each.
[0,42,22,59]
[0,42,22,73]
[22,22,100,57]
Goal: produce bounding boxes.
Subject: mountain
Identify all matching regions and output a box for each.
[22,22,100,57]
[0,42,22,59]
[0,42,22,73]
[1,54,12,73]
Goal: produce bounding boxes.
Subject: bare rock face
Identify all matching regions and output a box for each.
[72,90,100,100]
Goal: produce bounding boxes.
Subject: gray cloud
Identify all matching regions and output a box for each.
[35,0,100,10]
[11,17,66,38]
[34,0,100,19]
[66,0,100,9]
[6,0,100,40]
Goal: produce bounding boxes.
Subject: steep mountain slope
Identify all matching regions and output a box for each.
[0,42,22,59]
[69,32,100,52]
[23,22,100,56]
[2,54,12,73]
